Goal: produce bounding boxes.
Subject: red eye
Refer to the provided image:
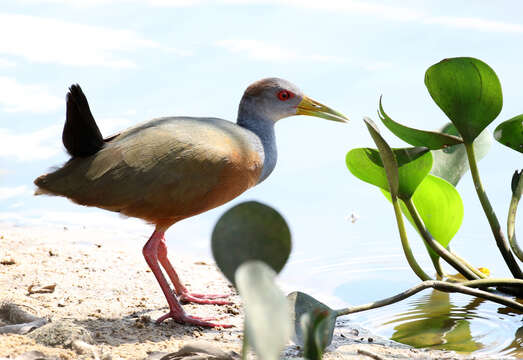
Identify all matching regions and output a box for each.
[277,90,294,101]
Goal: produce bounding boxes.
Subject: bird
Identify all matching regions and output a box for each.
[34,78,348,328]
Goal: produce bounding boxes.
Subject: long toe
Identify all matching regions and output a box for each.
[187,292,230,299]
[156,311,233,328]
[179,293,231,305]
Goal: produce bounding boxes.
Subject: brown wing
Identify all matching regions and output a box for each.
[35,117,263,226]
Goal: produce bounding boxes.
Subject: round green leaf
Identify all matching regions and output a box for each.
[379,97,463,149]
[425,57,502,143]
[346,146,433,200]
[494,114,523,153]
[236,261,291,360]
[211,201,291,285]
[431,123,492,186]
[412,175,464,250]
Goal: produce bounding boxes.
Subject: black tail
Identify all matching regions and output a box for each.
[62,84,104,157]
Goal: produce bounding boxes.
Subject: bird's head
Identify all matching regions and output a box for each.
[239,77,348,123]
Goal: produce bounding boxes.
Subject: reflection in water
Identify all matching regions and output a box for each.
[386,290,483,352]
[354,289,523,357]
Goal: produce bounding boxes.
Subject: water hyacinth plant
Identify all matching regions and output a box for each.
[348,57,523,283]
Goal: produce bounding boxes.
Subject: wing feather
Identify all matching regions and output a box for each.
[35,117,263,224]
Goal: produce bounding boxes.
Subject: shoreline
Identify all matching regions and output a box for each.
[0,223,506,359]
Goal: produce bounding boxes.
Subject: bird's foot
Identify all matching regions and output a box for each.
[179,292,231,305]
[156,311,233,328]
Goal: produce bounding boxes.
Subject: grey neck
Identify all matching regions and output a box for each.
[237,101,277,183]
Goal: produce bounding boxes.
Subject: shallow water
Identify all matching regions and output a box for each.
[351,290,523,357]
[281,244,523,357]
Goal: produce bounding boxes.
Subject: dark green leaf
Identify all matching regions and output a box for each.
[431,123,492,186]
[346,144,432,200]
[301,310,331,360]
[212,201,291,285]
[378,97,463,149]
[425,57,502,143]
[287,292,336,348]
[494,114,523,153]
[236,261,290,360]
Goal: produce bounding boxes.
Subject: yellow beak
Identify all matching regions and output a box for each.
[296,95,349,123]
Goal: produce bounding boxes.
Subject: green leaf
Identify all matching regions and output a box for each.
[382,175,464,261]
[425,57,502,143]
[287,292,336,348]
[211,201,291,285]
[346,144,433,200]
[412,175,464,250]
[378,97,463,149]
[236,261,291,360]
[431,123,492,186]
[301,309,331,360]
[494,114,523,153]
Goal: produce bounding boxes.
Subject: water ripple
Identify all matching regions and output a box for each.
[353,291,522,357]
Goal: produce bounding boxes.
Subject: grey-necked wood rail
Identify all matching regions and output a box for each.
[34,78,348,327]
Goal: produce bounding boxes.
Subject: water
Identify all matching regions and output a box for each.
[280,242,523,357]
[352,290,523,357]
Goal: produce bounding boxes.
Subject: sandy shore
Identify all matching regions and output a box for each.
[0,223,505,359]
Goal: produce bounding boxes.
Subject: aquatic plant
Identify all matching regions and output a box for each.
[347,57,523,282]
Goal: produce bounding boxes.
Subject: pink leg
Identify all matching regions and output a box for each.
[142,228,232,328]
[157,237,230,305]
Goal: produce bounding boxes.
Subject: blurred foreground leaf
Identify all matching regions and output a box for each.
[212,201,291,285]
[236,261,291,360]
[301,309,332,360]
[287,292,336,349]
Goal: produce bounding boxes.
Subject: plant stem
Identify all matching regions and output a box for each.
[508,189,523,261]
[465,143,523,278]
[403,198,479,280]
[431,256,444,278]
[391,196,431,281]
[448,248,488,279]
[333,280,523,317]
[461,278,523,288]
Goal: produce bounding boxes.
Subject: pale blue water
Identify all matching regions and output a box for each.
[277,224,523,358]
